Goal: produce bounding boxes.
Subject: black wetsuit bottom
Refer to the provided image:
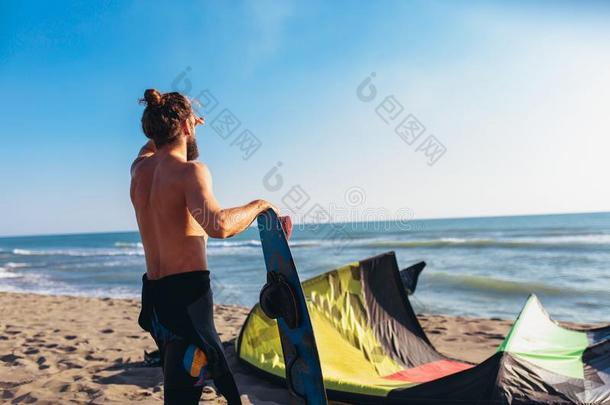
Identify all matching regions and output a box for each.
[138,271,241,405]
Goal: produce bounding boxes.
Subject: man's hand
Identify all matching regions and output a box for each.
[137,139,157,157]
[131,140,156,176]
[255,200,279,216]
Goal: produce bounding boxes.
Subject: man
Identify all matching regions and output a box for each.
[131,88,276,405]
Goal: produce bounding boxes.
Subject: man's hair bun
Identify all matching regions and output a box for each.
[141,89,163,106]
[140,89,193,148]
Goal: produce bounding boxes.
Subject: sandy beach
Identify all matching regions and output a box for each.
[0,291,527,404]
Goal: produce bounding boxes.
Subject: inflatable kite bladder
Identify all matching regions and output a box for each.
[236,251,610,404]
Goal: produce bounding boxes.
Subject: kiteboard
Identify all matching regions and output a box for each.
[257,209,327,405]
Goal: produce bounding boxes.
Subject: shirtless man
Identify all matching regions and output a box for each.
[130,89,275,405]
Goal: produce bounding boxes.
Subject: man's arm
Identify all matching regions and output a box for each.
[185,162,275,239]
[130,140,156,176]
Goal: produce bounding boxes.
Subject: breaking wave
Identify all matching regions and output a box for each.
[350,234,610,250]
[0,267,22,279]
[114,242,143,249]
[12,248,144,257]
[425,272,606,297]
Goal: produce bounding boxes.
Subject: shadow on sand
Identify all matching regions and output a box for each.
[92,338,292,404]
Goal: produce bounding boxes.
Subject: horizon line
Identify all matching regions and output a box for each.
[1,209,609,239]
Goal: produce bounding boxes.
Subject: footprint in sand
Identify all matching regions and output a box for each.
[37,356,50,370]
[11,392,37,403]
[24,347,39,355]
[101,328,114,334]
[0,354,22,363]
[64,335,77,340]
[59,360,84,369]
[2,389,15,400]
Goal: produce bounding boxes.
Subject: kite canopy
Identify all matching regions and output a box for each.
[236,252,610,404]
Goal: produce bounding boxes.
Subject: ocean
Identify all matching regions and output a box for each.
[0,212,608,323]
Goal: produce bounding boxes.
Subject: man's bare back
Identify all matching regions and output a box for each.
[131,144,208,279]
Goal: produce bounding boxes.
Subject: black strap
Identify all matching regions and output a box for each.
[259,272,300,329]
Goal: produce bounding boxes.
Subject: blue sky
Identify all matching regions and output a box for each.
[1,1,610,236]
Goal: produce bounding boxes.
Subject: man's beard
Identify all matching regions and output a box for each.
[186,137,199,161]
